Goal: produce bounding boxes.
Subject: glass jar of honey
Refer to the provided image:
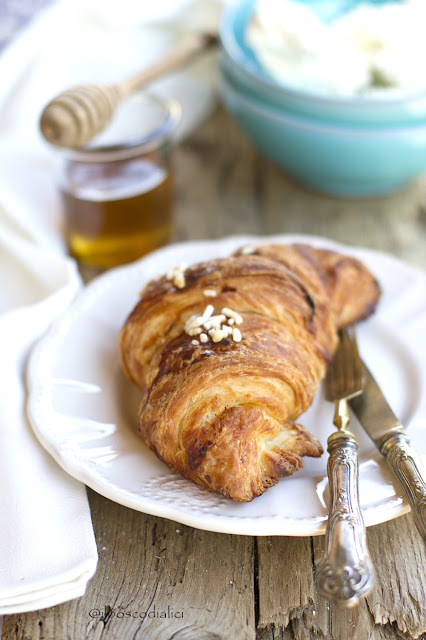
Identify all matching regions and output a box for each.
[55,92,180,271]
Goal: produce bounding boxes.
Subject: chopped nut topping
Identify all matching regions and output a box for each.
[232,328,242,342]
[187,327,202,336]
[209,329,222,343]
[166,263,187,289]
[185,304,243,346]
[203,315,226,330]
[241,245,256,255]
[222,307,243,325]
[202,304,214,319]
[185,315,206,331]
[203,289,217,297]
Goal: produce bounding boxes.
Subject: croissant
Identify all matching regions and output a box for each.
[119,243,380,502]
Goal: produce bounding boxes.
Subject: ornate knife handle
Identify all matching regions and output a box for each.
[318,431,375,607]
[380,431,426,544]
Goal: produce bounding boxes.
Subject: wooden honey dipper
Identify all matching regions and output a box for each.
[39,32,218,149]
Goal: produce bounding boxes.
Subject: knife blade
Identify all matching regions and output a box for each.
[349,361,426,544]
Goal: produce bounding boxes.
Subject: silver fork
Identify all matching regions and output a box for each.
[317,326,375,608]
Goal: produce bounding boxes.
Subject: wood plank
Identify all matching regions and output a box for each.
[256,537,315,629]
[262,159,426,269]
[174,107,426,268]
[364,515,426,638]
[289,610,424,640]
[276,514,426,640]
[258,534,379,640]
[174,107,264,242]
[257,626,294,640]
[3,490,255,640]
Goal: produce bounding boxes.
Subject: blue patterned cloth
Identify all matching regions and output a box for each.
[0,0,53,51]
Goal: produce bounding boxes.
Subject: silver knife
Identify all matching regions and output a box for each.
[349,361,426,544]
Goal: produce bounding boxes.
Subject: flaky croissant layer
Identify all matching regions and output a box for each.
[119,243,380,501]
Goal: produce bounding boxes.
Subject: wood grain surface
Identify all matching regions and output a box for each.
[3,107,426,640]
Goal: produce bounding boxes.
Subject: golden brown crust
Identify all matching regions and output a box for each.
[310,248,381,328]
[238,243,381,329]
[118,243,380,501]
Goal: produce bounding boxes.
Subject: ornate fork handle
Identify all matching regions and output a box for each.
[318,430,375,607]
[380,431,426,543]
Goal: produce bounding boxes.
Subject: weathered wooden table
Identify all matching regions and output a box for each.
[3,106,426,640]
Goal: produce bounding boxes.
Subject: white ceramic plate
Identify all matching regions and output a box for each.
[27,234,426,536]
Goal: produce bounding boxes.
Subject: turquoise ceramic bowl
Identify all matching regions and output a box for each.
[219,0,426,126]
[219,68,426,197]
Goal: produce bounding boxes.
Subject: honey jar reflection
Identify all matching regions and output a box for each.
[56,93,180,269]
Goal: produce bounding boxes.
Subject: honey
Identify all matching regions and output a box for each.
[61,156,172,268]
[51,91,181,271]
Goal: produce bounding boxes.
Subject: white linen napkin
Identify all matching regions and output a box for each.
[0,0,224,615]
[0,223,98,615]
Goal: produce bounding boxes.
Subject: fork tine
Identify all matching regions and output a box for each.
[325,333,341,398]
[325,329,345,399]
[342,325,364,398]
[326,325,364,401]
[350,325,363,390]
[341,327,354,394]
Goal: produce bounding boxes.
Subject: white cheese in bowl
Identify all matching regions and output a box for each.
[246,0,426,97]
